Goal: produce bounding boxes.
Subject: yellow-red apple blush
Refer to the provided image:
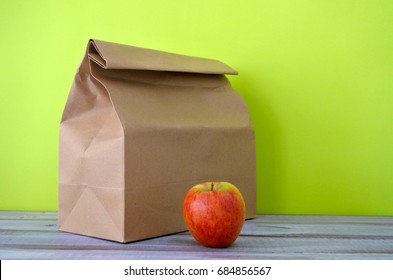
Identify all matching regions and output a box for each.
[183,182,246,248]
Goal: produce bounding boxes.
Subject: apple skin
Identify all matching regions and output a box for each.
[182,182,246,248]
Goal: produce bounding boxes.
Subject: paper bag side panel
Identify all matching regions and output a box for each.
[59,54,126,242]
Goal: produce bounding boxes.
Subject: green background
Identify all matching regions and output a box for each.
[1,0,392,215]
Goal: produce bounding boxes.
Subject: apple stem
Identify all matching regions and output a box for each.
[210,182,214,191]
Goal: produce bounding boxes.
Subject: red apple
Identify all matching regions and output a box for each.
[182,181,246,248]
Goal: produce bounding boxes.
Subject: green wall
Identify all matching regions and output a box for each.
[1,0,393,215]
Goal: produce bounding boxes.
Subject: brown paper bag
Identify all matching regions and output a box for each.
[59,39,256,243]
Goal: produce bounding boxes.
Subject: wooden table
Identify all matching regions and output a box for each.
[1,211,392,259]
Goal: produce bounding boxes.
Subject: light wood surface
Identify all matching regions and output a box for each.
[1,211,393,259]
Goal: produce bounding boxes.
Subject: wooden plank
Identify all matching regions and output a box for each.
[1,211,393,260]
[251,214,393,224]
[0,211,57,220]
[2,235,393,260]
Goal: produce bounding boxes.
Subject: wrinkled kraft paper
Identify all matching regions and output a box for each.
[59,39,256,243]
